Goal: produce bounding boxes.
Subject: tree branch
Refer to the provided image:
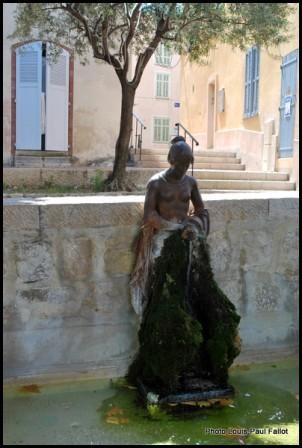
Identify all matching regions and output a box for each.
[62,4,92,44]
[122,3,142,76]
[108,24,128,38]
[100,18,123,74]
[130,12,173,88]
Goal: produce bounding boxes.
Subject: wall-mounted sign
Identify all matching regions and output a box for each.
[174,101,180,108]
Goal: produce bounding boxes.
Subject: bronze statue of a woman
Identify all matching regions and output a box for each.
[128,137,241,402]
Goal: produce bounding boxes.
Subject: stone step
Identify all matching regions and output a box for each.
[139,154,241,163]
[137,161,245,170]
[4,167,295,192]
[197,179,295,190]
[15,150,70,157]
[15,155,72,168]
[193,170,289,181]
[140,149,238,158]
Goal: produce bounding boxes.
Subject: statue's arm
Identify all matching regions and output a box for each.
[143,180,163,230]
[190,178,205,216]
[190,178,210,235]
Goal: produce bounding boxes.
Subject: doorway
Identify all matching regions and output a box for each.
[15,41,70,152]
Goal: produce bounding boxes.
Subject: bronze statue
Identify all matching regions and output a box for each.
[128,137,241,401]
[130,137,209,316]
[143,138,209,236]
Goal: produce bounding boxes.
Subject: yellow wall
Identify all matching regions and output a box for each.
[180,44,247,134]
[180,4,299,138]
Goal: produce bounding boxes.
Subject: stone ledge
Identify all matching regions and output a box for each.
[3,205,40,230]
[3,358,132,384]
[233,346,298,365]
[268,197,299,218]
[3,193,298,229]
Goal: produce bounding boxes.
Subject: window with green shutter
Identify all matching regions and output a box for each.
[153,117,170,143]
[155,44,172,66]
[156,73,169,98]
[244,46,260,118]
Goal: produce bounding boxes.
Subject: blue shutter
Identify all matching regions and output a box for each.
[279,49,298,157]
[244,46,259,117]
[244,52,250,115]
[16,42,42,150]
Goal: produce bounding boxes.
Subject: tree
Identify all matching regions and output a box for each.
[9,3,295,190]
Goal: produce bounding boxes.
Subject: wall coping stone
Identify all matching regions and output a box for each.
[4,192,298,230]
[3,190,299,206]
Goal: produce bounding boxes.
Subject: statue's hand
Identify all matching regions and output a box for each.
[181,223,199,240]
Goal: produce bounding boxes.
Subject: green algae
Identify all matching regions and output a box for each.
[100,360,299,445]
[3,359,299,445]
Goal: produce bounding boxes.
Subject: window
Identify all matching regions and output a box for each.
[155,43,172,66]
[156,73,169,98]
[153,117,170,143]
[244,46,260,117]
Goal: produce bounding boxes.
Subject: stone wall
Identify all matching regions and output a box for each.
[3,167,159,189]
[3,194,299,379]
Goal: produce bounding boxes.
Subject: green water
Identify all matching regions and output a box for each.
[3,357,299,445]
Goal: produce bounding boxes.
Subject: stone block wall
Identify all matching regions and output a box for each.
[3,167,159,189]
[3,194,299,379]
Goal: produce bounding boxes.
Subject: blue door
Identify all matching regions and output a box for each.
[279,49,298,158]
[16,42,42,150]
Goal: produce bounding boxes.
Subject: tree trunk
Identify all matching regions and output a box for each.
[105,82,136,191]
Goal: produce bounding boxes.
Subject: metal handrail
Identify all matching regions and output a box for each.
[131,112,147,162]
[175,122,199,176]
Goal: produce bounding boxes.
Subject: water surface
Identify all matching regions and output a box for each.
[3,357,299,445]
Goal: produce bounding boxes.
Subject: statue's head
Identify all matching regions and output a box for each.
[170,135,186,145]
[168,139,193,167]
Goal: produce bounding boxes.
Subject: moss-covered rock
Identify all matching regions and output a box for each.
[127,230,241,393]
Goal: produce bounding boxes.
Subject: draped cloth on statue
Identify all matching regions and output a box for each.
[128,220,241,394]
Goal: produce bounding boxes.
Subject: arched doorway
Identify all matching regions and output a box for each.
[12,40,73,158]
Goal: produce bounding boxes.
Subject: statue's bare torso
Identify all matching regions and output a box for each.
[144,170,205,229]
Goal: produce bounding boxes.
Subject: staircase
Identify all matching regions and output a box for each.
[14,151,73,168]
[136,148,295,191]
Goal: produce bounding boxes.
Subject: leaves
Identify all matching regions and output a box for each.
[8,3,295,69]
[18,384,41,393]
[105,406,129,425]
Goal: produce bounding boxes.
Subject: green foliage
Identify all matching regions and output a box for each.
[9,3,296,68]
[91,170,104,192]
[146,404,169,421]
[43,175,55,189]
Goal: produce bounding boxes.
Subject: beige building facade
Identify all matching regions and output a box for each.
[180,4,299,184]
[3,3,181,167]
[3,2,299,189]
[132,43,181,152]
[3,2,121,166]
